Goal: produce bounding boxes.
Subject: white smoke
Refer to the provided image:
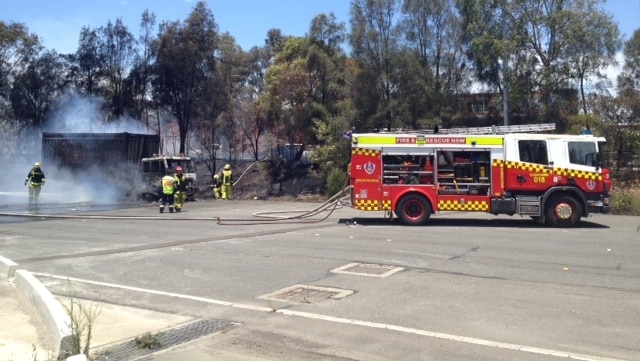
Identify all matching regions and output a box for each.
[0,92,156,208]
[45,91,152,134]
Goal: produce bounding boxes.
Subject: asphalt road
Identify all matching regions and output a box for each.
[0,200,638,361]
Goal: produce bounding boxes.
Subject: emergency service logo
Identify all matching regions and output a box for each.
[364,161,376,175]
[586,180,596,190]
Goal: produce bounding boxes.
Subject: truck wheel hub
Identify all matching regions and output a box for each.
[554,203,573,219]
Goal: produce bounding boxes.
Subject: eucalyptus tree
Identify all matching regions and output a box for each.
[588,30,640,179]
[264,37,313,143]
[126,9,157,128]
[590,93,640,178]
[0,21,40,113]
[618,29,640,93]
[9,50,67,129]
[350,0,403,131]
[307,13,353,186]
[153,1,221,155]
[400,0,469,125]
[70,26,104,97]
[244,28,290,152]
[207,32,243,164]
[0,21,39,159]
[564,0,620,114]
[617,29,640,132]
[458,0,619,127]
[264,28,289,60]
[457,0,536,124]
[236,46,275,162]
[264,22,350,147]
[507,0,575,118]
[308,13,347,110]
[100,18,137,119]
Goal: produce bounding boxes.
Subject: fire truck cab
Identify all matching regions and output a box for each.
[349,124,611,227]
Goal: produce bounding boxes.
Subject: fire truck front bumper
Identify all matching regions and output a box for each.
[587,198,611,215]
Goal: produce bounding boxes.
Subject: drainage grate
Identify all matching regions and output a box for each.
[94,318,233,361]
[260,284,354,304]
[331,262,404,277]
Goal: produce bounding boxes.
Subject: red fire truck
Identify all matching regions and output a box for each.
[348,124,611,227]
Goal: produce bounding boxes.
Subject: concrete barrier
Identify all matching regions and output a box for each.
[0,255,18,277]
[14,269,73,358]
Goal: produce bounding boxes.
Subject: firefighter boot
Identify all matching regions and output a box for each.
[169,206,174,213]
[159,206,164,213]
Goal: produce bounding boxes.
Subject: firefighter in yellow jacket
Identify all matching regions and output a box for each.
[221,164,233,200]
[212,174,222,199]
[24,162,46,206]
[159,168,176,213]
[173,166,188,212]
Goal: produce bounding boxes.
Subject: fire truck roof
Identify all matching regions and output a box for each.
[351,132,605,149]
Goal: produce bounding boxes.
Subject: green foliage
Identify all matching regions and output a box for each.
[2,1,638,181]
[612,191,634,214]
[619,29,640,92]
[310,115,352,182]
[153,1,222,155]
[590,94,640,176]
[611,184,640,216]
[566,114,599,135]
[9,50,66,128]
[325,167,348,198]
[458,0,621,124]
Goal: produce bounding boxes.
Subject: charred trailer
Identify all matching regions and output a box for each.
[42,132,160,200]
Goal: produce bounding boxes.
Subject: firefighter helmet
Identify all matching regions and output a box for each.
[224,164,231,170]
[213,174,220,179]
[176,166,183,173]
[34,162,41,167]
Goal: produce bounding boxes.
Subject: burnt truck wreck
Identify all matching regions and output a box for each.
[42,132,199,201]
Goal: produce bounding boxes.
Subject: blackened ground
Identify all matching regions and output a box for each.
[194,161,326,202]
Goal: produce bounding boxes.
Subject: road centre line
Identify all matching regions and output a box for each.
[34,272,626,361]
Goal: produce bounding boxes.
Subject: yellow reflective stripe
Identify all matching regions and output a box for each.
[356,136,397,145]
[465,137,503,146]
[355,135,503,146]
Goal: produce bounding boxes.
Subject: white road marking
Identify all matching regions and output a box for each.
[34,272,627,361]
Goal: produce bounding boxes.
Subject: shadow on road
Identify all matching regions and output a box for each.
[338,216,610,229]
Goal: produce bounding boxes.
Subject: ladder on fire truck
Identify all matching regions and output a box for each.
[384,123,556,135]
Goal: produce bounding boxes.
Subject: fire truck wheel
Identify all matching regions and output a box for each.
[396,194,432,226]
[545,195,582,227]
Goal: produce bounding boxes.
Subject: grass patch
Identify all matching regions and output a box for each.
[610,182,640,215]
[134,332,164,350]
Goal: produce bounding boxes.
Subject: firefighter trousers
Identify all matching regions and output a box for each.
[159,193,174,213]
[221,184,232,200]
[174,191,186,211]
[28,183,43,205]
